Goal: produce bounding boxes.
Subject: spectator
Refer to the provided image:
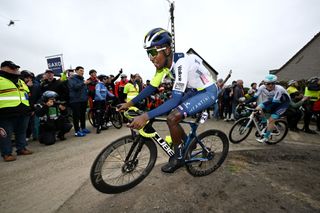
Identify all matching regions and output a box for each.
[247,82,257,97]
[115,73,128,103]
[60,69,74,81]
[20,70,41,141]
[287,80,300,97]
[221,85,233,121]
[303,77,320,134]
[210,79,224,119]
[231,80,245,120]
[106,69,122,94]
[123,74,140,103]
[68,66,90,137]
[94,75,115,134]
[58,70,73,105]
[0,61,33,162]
[87,69,99,109]
[35,91,72,145]
[40,69,64,99]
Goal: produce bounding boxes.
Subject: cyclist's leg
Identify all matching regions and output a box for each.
[259,101,289,142]
[168,87,216,148]
[95,101,105,133]
[162,86,216,173]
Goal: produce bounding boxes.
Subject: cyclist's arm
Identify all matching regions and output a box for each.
[147,90,183,119]
[131,85,157,105]
[245,95,257,104]
[245,85,263,104]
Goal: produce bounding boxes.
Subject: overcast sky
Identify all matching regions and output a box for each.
[0,0,319,87]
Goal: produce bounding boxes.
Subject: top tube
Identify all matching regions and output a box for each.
[124,107,201,138]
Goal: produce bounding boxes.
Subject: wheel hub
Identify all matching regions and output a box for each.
[122,160,138,173]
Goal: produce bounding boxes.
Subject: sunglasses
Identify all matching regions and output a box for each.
[146,47,167,58]
[264,82,275,86]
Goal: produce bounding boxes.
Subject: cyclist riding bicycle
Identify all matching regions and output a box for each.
[118,28,218,173]
[246,74,291,143]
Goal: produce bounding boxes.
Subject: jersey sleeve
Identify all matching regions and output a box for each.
[253,85,264,98]
[150,68,170,87]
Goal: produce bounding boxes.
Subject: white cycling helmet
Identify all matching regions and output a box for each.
[288,80,297,86]
[264,74,277,83]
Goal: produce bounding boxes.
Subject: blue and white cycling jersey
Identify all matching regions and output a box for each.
[132,52,217,119]
[253,84,291,118]
[254,85,291,104]
[170,53,215,93]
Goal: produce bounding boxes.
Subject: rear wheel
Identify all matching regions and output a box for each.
[228,117,253,143]
[185,130,229,177]
[88,109,97,127]
[265,120,288,145]
[90,135,157,194]
[111,109,123,129]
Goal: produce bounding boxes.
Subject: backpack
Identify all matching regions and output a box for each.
[307,77,320,91]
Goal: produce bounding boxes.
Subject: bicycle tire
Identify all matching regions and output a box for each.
[265,120,288,145]
[88,109,97,127]
[228,117,253,143]
[90,135,157,194]
[185,129,229,177]
[111,110,123,129]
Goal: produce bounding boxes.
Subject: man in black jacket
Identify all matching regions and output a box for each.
[41,69,66,101]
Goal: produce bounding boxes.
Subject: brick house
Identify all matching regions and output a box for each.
[270,32,320,81]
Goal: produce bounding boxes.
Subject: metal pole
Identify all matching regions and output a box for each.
[167,1,175,52]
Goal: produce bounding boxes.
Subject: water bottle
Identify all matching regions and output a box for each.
[199,112,208,124]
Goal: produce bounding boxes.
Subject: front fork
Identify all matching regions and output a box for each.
[122,135,144,173]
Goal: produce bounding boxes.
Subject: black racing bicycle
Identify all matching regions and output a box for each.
[88,100,123,129]
[90,107,229,194]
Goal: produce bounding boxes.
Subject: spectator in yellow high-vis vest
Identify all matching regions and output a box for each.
[0,61,33,162]
[123,74,140,102]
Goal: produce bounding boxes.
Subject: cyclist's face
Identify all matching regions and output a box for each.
[265,83,275,91]
[148,46,168,69]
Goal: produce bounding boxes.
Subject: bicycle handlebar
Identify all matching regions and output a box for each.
[123,107,156,138]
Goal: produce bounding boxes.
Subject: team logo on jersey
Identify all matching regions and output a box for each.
[178,65,182,81]
[183,101,191,109]
[0,128,7,138]
[174,82,185,91]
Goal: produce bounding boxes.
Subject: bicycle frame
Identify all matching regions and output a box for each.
[127,117,206,161]
[244,108,283,138]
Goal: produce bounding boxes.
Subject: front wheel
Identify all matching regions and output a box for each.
[265,120,288,145]
[90,135,157,194]
[185,129,229,177]
[228,117,253,143]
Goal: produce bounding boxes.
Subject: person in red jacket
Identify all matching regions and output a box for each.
[115,74,128,103]
[86,69,98,109]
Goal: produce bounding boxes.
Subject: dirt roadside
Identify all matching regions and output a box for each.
[1,119,319,213]
[57,123,320,213]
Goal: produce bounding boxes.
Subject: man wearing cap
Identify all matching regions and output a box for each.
[40,69,65,102]
[0,61,33,162]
